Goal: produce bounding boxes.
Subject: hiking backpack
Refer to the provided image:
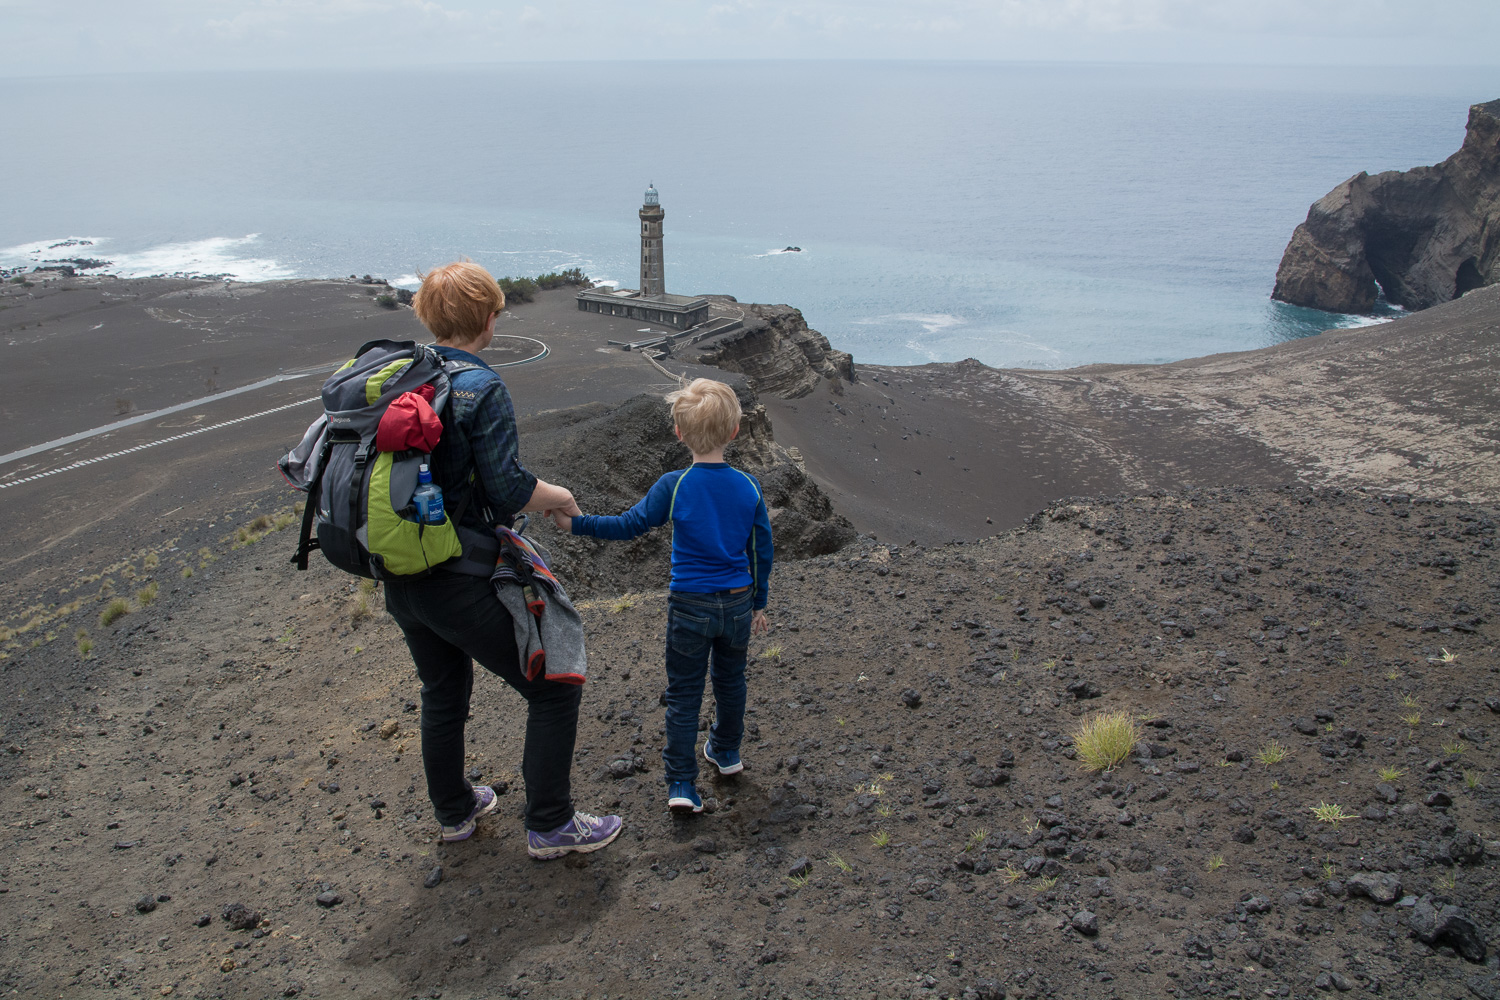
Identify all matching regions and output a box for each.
[279,339,499,580]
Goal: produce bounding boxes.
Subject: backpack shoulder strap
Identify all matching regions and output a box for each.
[289,434,332,571]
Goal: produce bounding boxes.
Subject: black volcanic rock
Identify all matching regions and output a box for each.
[1409,896,1487,962]
[1273,99,1500,313]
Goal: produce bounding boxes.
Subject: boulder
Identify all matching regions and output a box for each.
[1346,872,1402,904]
[1409,896,1487,962]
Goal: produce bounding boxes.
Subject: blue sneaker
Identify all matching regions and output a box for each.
[667,780,703,813]
[438,785,499,843]
[526,811,623,860]
[702,740,743,775]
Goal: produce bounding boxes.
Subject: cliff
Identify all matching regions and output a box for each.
[1272,98,1500,313]
[695,302,855,399]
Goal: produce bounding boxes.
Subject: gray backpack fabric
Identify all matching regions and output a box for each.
[279,339,499,579]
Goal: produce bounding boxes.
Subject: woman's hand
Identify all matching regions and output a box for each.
[524,478,581,516]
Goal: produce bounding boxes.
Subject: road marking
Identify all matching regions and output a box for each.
[485,336,549,367]
[0,398,319,490]
[0,370,329,467]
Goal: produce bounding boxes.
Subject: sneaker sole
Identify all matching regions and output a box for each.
[668,796,704,813]
[702,744,743,776]
[526,824,623,860]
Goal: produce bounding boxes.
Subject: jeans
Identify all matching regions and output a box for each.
[662,589,752,783]
[384,571,580,831]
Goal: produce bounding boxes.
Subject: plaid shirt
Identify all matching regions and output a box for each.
[431,346,537,528]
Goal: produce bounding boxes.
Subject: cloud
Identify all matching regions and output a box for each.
[1,0,1496,74]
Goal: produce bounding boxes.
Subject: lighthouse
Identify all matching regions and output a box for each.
[574,183,709,331]
[639,183,665,298]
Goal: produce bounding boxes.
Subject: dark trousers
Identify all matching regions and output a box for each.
[384,571,580,831]
[663,589,752,783]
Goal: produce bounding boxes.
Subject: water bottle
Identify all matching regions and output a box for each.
[412,464,445,525]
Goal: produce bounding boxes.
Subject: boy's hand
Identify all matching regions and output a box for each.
[752,610,769,635]
[548,508,574,532]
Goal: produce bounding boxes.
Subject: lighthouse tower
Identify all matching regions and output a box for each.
[574,183,707,330]
[639,183,665,298]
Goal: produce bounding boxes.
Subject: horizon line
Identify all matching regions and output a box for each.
[5,57,1500,81]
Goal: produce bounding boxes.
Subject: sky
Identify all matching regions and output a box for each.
[2,0,1498,76]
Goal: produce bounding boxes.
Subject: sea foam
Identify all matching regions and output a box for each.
[0,234,292,282]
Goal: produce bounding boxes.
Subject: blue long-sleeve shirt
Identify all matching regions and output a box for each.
[572,463,773,609]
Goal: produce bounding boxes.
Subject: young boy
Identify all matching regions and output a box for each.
[551,379,771,812]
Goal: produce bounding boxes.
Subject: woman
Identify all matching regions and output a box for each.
[387,260,621,858]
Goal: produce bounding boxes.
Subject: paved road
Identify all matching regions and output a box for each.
[0,276,675,627]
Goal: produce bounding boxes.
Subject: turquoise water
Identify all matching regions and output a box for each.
[2,62,1494,368]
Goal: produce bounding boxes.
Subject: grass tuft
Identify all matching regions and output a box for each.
[76,633,93,658]
[1377,766,1405,783]
[1070,710,1140,773]
[786,873,809,889]
[965,828,989,851]
[1206,854,1225,873]
[1254,740,1290,766]
[99,598,130,627]
[142,553,159,570]
[999,863,1026,884]
[135,582,158,607]
[1401,712,1422,728]
[611,593,638,613]
[871,830,891,848]
[1309,801,1356,826]
[1463,769,1481,791]
[826,852,853,875]
[181,566,194,580]
[762,643,783,662]
[350,595,373,624]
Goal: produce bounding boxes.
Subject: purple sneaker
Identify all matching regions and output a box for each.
[438,785,499,843]
[526,811,623,860]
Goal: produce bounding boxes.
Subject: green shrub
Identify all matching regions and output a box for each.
[498,276,539,303]
[535,268,589,290]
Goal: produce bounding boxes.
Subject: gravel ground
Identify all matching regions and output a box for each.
[1,483,1496,1000]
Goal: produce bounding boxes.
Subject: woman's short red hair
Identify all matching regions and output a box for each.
[412,260,505,344]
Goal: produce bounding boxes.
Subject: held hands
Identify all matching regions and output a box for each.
[545,487,582,532]
[752,610,769,635]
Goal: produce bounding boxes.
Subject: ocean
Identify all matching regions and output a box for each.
[2,61,1495,369]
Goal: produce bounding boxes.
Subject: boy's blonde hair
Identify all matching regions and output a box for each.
[666,378,742,454]
[412,260,504,344]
